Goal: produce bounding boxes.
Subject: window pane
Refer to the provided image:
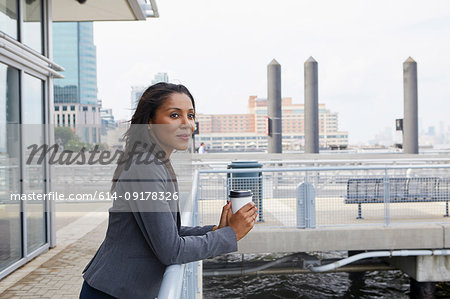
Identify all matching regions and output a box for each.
[0,63,22,271]
[0,0,18,38]
[22,0,42,53]
[22,73,46,253]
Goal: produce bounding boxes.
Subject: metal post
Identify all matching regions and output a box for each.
[410,278,435,299]
[46,0,56,248]
[384,168,391,227]
[296,175,316,228]
[357,203,363,220]
[403,57,419,154]
[296,182,305,228]
[267,59,282,153]
[304,57,319,153]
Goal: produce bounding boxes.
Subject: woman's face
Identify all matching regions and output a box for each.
[148,92,196,157]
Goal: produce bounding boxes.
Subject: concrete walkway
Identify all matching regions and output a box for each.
[0,204,109,298]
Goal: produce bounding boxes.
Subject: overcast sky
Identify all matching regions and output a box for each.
[94,0,450,144]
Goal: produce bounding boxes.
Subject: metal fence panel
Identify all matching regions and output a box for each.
[196,166,450,228]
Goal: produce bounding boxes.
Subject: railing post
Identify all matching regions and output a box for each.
[297,173,316,228]
[384,168,391,227]
[194,178,199,227]
[297,181,305,228]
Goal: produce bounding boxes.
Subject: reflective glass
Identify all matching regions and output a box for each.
[53,22,98,105]
[22,0,42,53]
[22,73,46,253]
[0,63,22,271]
[0,0,18,38]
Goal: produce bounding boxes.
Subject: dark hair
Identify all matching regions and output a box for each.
[111,82,196,191]
[131,82,195,125]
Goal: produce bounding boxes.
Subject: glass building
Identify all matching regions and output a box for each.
[52,22,101,143]
[0,0,56,280]
[53,22,97,105]
[0,0,157,281]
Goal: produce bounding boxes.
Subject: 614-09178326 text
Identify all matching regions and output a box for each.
[9,191,179,201]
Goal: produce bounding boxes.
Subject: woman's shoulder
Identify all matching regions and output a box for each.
[118,153,172,181]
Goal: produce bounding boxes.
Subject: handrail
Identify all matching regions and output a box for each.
[157,170,200,299]
[197,164,450,174]
[192,157,450,166]
[309,249,450,272]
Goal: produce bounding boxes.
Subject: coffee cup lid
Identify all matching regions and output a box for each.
[229,190,252,197]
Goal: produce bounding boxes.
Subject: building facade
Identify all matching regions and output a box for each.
[196,96,348,151]
[100,106,117,137]
[0,0,58,280]
[52,22,100,144]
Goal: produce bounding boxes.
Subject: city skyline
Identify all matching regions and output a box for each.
[194,96,347,152]
[94,0,450,145]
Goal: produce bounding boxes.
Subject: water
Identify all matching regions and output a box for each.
[203,253,450,298]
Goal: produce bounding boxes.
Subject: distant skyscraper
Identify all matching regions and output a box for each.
[130,72,169,117]
[53,22,101,143]
[151,72,169,85]
[100,109,117,136]
[130,86,147,117]
[53,22,97,105]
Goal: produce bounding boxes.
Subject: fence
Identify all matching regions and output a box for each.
[195,165,450,228]
[36,163,450,298]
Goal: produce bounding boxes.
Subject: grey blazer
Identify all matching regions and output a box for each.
[82,155,237,299]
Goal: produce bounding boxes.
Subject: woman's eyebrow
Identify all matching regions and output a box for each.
[165,107,195,111]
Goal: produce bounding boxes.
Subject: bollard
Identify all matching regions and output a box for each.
[403,57,419,154]
[304,56,319,153]
[267,59,282,153]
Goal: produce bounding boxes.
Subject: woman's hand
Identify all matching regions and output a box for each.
[227,202,258,241]
[213,201,232,231]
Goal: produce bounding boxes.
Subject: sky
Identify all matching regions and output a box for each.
[93,0,450,145]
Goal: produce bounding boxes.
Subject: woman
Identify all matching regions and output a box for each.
[80,83,257,299]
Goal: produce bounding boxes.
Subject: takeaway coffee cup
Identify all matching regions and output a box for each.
[229,190,253,214]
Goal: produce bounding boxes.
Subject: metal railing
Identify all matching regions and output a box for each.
[195,164,450,228]
[158,164,450,298]
[192,157,450,169]
[158,171,200,299]
[17,163,449,297]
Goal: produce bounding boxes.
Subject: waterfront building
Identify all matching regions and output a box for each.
[196,96,348,151]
